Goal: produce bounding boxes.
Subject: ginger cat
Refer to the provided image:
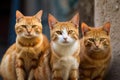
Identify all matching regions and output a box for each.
[48,13,80,80]
[0,10,50,80]
[79,22,112,80]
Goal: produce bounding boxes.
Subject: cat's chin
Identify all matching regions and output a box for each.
[58,41,74,46]
[23,35,35,39]
[92,49,103,53]
[62,41,69,43]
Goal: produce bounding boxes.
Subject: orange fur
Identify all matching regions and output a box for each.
[0,10,50,80]
[48,13,80,80]
[79,22,112,80]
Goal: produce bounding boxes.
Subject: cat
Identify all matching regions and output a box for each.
[79,22,112,80]
[0,10,50,80]
[48,13,80,80]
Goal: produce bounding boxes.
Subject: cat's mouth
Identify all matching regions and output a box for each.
[25,34,33,38]
[62,41,69,43]
[93,48,102,52]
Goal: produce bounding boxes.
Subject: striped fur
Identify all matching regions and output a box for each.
[79,22,112,80]
[0,10,50,80]
[48,13,80,80]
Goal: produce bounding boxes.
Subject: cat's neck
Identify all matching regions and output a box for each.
[51,40,80,57]
[16,34,43,47]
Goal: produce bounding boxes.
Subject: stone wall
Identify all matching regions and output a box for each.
[95,0,120,80]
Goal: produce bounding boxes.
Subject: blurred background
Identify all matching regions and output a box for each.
[0,0,94,59]
[1,0,120,80]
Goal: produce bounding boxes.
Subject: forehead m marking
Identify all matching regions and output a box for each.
[25,18,33,25]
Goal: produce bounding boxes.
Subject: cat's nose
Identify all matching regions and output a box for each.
[63,37,67,41]
[27,29,32,34]
[95,41,99,48]
[95,45,99,48]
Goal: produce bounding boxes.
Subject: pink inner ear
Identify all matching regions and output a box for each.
[35,10,43,20]
[81,23,90,35]
[48,14,58,29]
[70,13,79,27]
[103,22,110,35]
[16,10,24,20]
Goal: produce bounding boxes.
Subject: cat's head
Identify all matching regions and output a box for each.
[81,22,111,53]
[48,13,79,45]
[15,10,43,39]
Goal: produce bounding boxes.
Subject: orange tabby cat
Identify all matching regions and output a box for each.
[0,10,50,80]
[48,13,80,80]
[79,22,111,80]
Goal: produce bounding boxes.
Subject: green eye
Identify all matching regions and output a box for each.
[68,30,73,34]
[88,38,94,42]
[56,31,62,35]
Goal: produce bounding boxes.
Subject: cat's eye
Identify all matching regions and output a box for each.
[56,31,62,35]
[68,30,73,34]
[100,38,106,41]
[32,25,37,28]
[88,38,94,42]
[21,25,27,28]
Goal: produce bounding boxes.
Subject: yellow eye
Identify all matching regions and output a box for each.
[68,30,73,34]
[56,31,62,35]
[32,25,37,28]
[100,38,106,41]
[21,25,27,28]
[88,38,94,42]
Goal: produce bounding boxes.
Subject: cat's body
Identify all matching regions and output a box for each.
[79,22,111,80]
[48,13,80,80]
[0,10,50,80]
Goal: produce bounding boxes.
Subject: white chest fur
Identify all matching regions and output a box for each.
[52,40,80,79]
[52,40,79,56]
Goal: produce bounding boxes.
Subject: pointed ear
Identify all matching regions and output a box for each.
[81,22,90,36]
[16,10,24,21]
[48,14,58,29]
[34,10,43,21]
[102,22,111,35]
[70,13,79,27]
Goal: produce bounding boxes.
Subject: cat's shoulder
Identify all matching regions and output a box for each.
[41,34,50,50]
[42,34,49,42]
[5,43,16,54]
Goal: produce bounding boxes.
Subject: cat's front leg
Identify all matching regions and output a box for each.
[28,69,35,80]
[80,76,91,80]
[80,78,91,80]
[94,69,105,80]
[52,69,62,80]
[15,58,26,80]
[94,74,103,80]
[94,78,103,80]
[70,69,79,80]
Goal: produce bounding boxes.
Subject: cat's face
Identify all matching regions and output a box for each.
[15,10,43,39]
[81,22,111,53]
[48,13,79,45]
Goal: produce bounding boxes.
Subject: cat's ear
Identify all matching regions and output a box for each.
[70,13,79,28]
[48,14,58,29]
[81,22,90,36]
[16,10,24,21]
[102,22,111,35]
[34,10,43,21]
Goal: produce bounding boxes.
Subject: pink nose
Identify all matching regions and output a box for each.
[96,45,99,48]
[63,38,67,40]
